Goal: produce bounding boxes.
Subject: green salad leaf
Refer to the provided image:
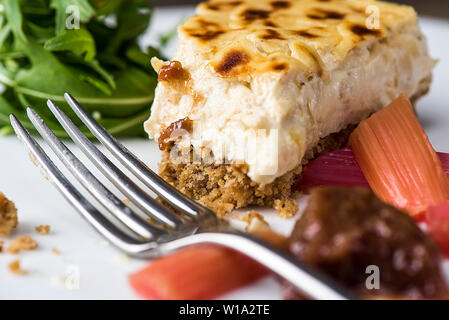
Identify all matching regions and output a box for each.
[50,0,95,35]
[0,0,160,138]
[44,28,96,61]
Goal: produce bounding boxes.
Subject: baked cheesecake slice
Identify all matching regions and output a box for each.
[145,0,435,216]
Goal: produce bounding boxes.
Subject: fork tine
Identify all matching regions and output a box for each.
[64,93,214,218]
[9,114,154,253]
[26,107,163,239]
[46,100,186,229]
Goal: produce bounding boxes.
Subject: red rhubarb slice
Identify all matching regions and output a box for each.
[129,246,268,300]
[349,94,449,216]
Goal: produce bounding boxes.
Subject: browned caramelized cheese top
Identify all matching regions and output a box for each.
[179,0,417,76]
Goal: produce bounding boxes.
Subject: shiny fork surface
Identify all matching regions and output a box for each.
[9,93,353,300]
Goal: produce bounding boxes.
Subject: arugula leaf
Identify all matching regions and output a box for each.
[44,27,96,61]
[25,21,55,41]
[105,0,152,54]
[3,0,27,42]
[0,90,151,139]
[21,0,53,17]
[5,43,154,117]
[0,0,159,138]
[63,55,116,89]
[0,24,12,49]
[90,0,125,16]
[85,59,115,89]
[125,42,153,69]
[50,0,95,35]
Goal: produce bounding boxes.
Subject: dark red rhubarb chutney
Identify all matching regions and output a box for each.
[157,60,189,82]
[157,117,193,151]
[285,186,449,299]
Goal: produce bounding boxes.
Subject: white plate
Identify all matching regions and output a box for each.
[0,7,448,300]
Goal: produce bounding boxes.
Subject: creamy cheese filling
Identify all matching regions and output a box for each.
[145,23,434,185]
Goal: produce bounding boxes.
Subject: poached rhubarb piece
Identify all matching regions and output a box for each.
[295,147,449,193]
[295,147,369,192]
[427,202,449,257]
[349,95,449,216]
[129,246,268,300]
[129,229,288,300]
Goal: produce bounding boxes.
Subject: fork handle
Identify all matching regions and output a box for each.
[154,231,354,300]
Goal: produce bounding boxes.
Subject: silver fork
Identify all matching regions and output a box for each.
[10,93,353,300]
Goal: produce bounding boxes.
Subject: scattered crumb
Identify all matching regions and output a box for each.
[274,198,299,218]
[9,259,27,275]
[0,192,18,237]
[247,215,270,233]
[7,235,38,254]
[35,225,51,235]
[123,199,131,205]
[234,211,270,233]
[0,240,4,253]
[51,247,60,255]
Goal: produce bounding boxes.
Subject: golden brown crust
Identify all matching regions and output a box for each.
[159,124,356,216]
[274,198,299,218]
[0,193,18,237]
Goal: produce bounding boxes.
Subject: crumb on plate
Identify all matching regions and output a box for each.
[9,259,27,275]
[8,235,38,254]
[234,211,270,233]
[35,225,51,235]
[51,247,60,255]
[274,198,299,218]
[0,192,18,237]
